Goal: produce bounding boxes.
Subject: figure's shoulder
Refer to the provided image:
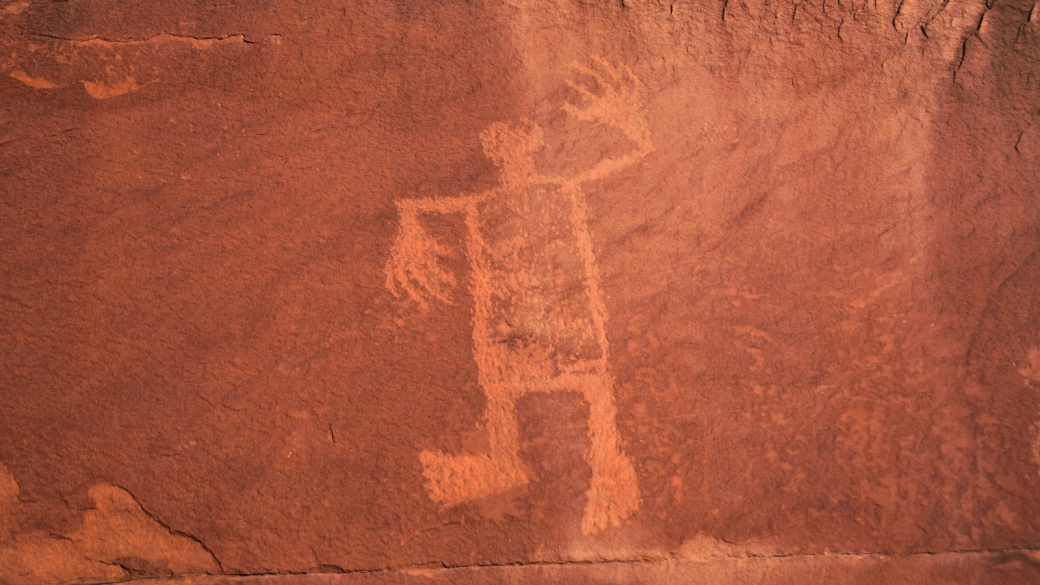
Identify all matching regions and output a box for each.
[528,173,569,187]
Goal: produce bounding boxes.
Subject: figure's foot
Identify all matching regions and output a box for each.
[581,453,640,535]
[419,450,528,507]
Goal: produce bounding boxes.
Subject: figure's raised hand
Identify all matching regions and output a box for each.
[560,58,654,183]
[562,57,652,152]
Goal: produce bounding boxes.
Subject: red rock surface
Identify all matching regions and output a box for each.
[1,0,1039,582]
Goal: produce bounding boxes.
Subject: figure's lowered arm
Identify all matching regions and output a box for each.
[561,58,654,185]
[385,194,480,310]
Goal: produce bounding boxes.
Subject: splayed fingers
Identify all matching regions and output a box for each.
[562,58,649,143]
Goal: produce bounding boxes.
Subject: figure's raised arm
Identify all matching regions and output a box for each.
[385,194,477,310]
[561,58,654,185]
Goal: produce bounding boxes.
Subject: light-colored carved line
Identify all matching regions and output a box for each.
[562,182,612,371]
[463,200,518,463]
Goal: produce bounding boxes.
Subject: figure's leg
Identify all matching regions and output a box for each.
[419,202,528,507]
[419,388,528,507]
[578,372,640,535]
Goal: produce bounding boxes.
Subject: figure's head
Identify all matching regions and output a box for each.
[480,118,544,175]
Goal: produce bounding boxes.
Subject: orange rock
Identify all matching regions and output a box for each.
[0,0,1038,580]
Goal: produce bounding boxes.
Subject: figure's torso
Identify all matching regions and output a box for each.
[473,182,606,375]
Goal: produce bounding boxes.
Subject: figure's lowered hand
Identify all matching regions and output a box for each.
[385,207,456,310]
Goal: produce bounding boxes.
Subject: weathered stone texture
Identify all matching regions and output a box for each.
[1,0,1038,581]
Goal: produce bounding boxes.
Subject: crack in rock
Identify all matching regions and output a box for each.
[32,32,259,49]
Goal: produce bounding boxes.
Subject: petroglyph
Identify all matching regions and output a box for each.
[1022,347,1040,478]
[81,76,141,99]
[0,1,27,19]
[8,70,57,89]
[2,28,256,98]
[386,59,653,535]
[0,463,17,541]
[1020,347,1040,384]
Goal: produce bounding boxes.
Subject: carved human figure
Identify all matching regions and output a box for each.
[386,59,653,535]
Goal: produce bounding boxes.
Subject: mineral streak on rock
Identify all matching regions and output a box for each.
[1,0,1039,581]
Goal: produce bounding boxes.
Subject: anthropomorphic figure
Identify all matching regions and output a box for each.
[386,59,653,535]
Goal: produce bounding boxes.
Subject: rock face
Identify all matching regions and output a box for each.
[0,464,219,583]
[1,0,1039,582]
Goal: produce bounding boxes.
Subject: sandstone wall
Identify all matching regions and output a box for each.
[1,0,1039,582]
